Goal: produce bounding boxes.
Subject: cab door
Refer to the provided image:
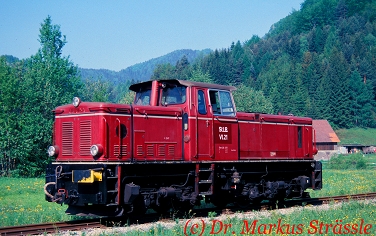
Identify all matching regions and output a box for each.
[294,125,312,158]
[209,90,239,161]
[196,89,214,159]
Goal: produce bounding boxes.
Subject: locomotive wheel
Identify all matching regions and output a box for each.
[127,196,147,217]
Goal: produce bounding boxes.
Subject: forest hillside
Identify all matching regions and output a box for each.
[154,0,376,129]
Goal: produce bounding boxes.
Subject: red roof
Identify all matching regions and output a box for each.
[312,120,340,143]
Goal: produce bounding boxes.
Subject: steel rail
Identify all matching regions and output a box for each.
[0,219,105,236]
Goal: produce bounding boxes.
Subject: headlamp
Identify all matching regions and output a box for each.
[90,144,103,157]
[47,145,59,157]
[72,97,81,107]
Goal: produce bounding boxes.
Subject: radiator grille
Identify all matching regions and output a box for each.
[62,122,73,155]
[114,145,128,156]
[79,120,92,156]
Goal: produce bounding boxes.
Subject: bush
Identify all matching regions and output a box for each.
[327,153,368,170]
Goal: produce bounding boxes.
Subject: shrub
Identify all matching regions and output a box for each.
[327,153,368,170]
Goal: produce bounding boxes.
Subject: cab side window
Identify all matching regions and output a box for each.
[209,90,235,116]
[197,90,207,115]
[134,88,151,105]
[161,85,186,105]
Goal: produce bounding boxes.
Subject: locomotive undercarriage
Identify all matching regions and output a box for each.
[45,161,322,216]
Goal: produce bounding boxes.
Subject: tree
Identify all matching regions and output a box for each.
[232,85,273,114]
[0,57,19,175]
[151,63,175,80]
[38,16,66,59]
[324,47,351,128]
[119,90,136,104]
[10,16,82,176]
[349,70,375,127]
[81,79,110,102]
[189,66,213,83]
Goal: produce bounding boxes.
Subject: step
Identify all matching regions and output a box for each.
[199,168,213,172]
[199,180,212,184]
[199,191,213,196]
[106,203,119,206]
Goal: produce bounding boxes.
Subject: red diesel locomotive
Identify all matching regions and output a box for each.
[45,79,322,216]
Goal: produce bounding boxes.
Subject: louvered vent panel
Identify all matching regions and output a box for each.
[137,145,143,156]
[114,145,128,156]
[158,145,165,156]
[168,145,175,156]
[147,145,154,156]
[80,120,91,156]
[62,122,73,155]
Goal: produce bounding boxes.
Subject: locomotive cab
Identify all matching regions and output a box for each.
[45,79,322,216]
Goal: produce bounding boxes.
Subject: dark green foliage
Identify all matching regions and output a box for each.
[189,65,213,83]
[81,79,111,102]
[0,16,82,177]
[151,0,376,129]
[232,85,274,113]
[150,63,176,80]
[349,70,375,127]
[3,55,19,64]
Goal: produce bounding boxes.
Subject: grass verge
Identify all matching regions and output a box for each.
[105,200,376,235]
[0,178,71,227]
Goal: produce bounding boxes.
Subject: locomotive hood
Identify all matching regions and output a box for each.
[53,100,132,115]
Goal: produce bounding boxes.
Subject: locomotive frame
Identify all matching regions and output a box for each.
[45,79,322,216]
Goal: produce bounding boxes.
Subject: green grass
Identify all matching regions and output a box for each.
[0,178,71,227]
[308,169,376,197]
[110,200,376,236]
[308,154,376,197]
[336,128,376,145]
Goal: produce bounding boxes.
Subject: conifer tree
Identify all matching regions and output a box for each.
[325,47,351,128]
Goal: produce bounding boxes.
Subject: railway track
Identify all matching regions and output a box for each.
[279,192,376,208]
[1,192,376,235]
[0,219,106,236]
[310,192,376,204]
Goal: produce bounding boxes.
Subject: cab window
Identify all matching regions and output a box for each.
[161,85,186,105]
[209,90,235,116]
[197,90,207,115]
[134,88,151,105]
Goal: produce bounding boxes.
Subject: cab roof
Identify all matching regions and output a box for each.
[129,79,237,92]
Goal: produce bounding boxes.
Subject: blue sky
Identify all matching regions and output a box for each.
[0,1,302,71]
